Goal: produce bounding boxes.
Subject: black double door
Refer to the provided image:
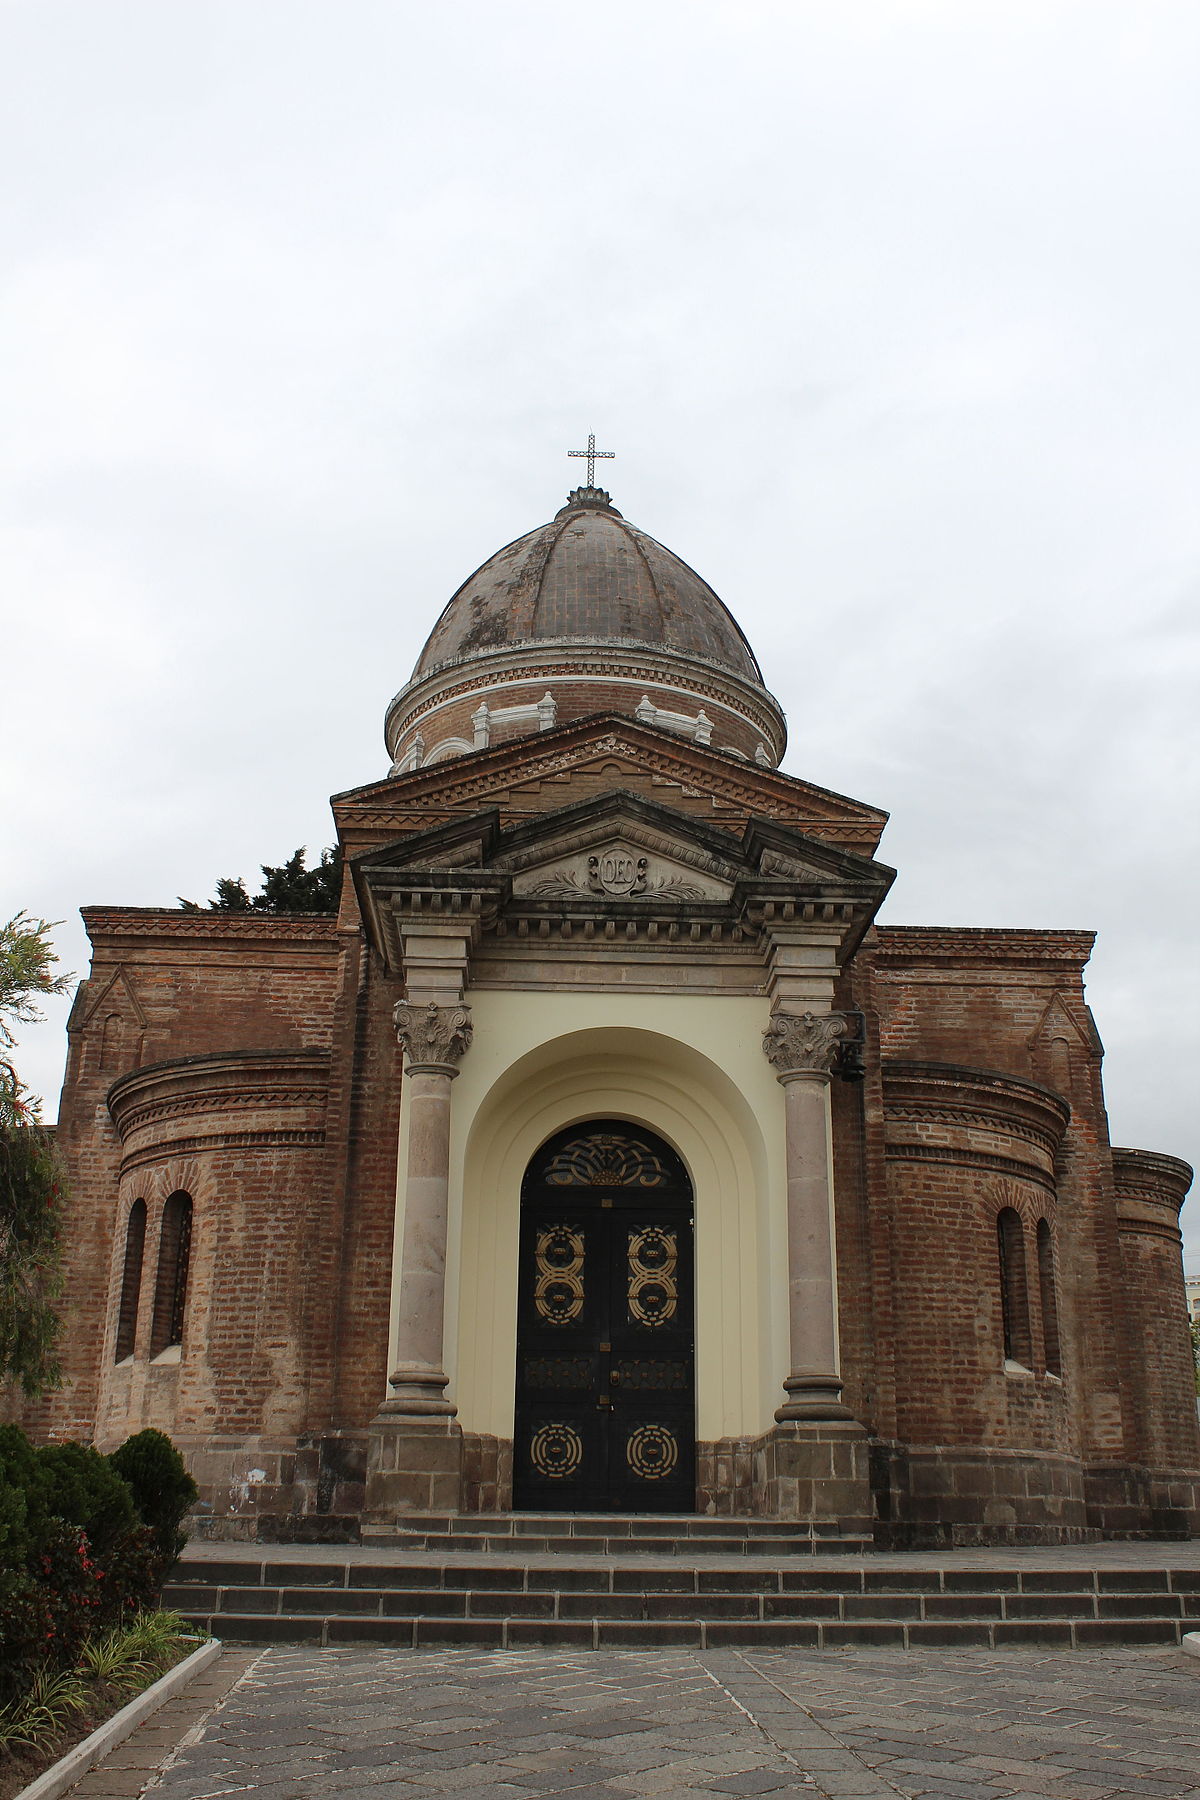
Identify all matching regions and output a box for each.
[513,1122,696,1513]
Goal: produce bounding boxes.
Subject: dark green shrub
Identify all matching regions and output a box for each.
[36,1442,136,1556]
[99,1525,171,1627]
[0,1572,52,1705]
[108,1430,197,1563]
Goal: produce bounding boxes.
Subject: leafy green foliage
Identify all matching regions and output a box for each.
[35,1445,136,1557]
[0,1663,88,1751]
[178,845,341,914]
[0,914,72,1127]
[0,1126,65,1396]
[0,916,72,1055]
[0,1426,197,1712]
[109,1430,198,1563]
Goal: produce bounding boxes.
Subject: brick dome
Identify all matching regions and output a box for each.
[414,487,765,685]
[385,486,787,773]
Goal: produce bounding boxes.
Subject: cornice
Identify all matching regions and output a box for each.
[387,663,783,758]
[882,1059,1071,1141]
[869,926,1096,966]
[108,1049,331,1140]
[384,640,787,749]
[83,909,341,944]
[1111,1146,1193,1211]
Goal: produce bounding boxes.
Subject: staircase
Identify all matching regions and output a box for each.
[167,1514,1200,1649]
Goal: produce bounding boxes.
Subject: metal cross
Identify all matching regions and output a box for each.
[568,433,615,488]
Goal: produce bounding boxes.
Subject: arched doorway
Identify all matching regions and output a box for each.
[513,1120,696,1512]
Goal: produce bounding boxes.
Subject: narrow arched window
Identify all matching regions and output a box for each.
[150,1192,193,1356]
[114,1200,146,1361]
[997,1207,1031,1367]
[1037,1218,1062,1375]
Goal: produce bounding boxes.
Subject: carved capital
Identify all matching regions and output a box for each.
[762,1009,850,1081]
[393,1001,473,1071]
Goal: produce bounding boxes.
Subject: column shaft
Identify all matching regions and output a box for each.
[387,1068,456,1412]
[776,1069,850,1420]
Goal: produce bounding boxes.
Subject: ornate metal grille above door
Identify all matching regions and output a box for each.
[514,1122,696,1512]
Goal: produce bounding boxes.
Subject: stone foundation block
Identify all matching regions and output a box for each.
[758,1422,872,1529]
[365,1416,464,1517]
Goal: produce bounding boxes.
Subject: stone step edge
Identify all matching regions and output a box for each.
[174,1611,1186,1651]
[169,1565,1200,1596]
[364,1512,853,1532]
[165,1591,1200,1628]
[359,1536,871,1557]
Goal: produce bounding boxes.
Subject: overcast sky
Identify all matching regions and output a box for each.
[3,1,1198,1256]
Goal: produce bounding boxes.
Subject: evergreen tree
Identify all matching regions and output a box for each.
[179,847,341,915]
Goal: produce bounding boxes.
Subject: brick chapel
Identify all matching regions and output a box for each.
[33,474,1199,1545]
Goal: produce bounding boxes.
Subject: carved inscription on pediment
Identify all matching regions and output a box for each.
[514,841,726,904]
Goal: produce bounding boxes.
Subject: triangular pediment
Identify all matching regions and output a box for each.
[333,714,889,857]
[351,787,894,972]
[1029,991,1103,1056]
[81,962,147,1029]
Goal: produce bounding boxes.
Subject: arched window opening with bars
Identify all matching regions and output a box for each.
[150,1192,193,1357]
[114,1199,146,1362]
[1037,1218,1062,1376]
[996,1207,1032,1367]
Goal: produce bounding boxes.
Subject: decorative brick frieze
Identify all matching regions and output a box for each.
[108,1051,331,1161]
[882,1061,1070,1177]
[885,1140,1058,1195]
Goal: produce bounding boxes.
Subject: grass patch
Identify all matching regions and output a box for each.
[0,1612,206,1800]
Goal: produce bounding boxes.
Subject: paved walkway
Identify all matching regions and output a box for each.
[83,1641,1200,1800]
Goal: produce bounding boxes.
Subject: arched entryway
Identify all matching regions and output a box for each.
[512,1120,696,1512]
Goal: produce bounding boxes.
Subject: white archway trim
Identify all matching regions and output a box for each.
[434,994,787,1442]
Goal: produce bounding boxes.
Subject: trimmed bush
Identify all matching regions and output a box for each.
[108,1430,197,1563]
[35,1443,136,1556]
[0,1425,196,1712]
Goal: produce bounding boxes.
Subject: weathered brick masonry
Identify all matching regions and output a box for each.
[21,482,1196,1545]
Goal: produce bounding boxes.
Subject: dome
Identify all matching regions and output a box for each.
[385,485,786,774]
[414,487,765,686]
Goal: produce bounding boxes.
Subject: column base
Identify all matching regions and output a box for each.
[758,1420,872,1530]
[383,1363,456,1416]
[774,1370,856,1422]
[364,1416,463,1517]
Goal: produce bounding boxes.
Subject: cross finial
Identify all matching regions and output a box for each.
[568,432,614,489]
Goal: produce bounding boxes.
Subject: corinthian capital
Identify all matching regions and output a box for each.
[394,1000,473,1071]
[762,1009,850,1080]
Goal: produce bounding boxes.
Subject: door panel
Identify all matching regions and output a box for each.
[513,1125,695,1513]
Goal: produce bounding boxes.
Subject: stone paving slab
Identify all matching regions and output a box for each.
[77,1642,1197,1800]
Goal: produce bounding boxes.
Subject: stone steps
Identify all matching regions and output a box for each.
[360,1511,867,1556]
[167,1555,1200,1649]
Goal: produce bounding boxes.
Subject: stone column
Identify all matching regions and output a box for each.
[382,1000,473,1414]
[366,999,472,1517]
[758,1008,871,1531]
[762,1008,853,1421]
